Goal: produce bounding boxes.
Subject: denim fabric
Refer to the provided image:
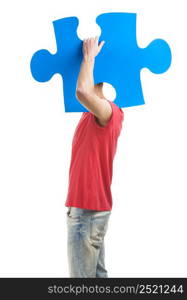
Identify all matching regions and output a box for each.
[66,206,111,278]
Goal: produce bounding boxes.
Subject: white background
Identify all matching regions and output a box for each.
[0,0,186,277]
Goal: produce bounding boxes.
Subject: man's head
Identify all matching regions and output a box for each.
[94,82,105,98]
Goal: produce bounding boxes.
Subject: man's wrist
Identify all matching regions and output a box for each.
[83,56,95,64]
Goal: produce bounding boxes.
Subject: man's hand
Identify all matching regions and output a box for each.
[83,36,105,62]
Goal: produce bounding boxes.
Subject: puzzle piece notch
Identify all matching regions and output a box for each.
[30,16,81,82]
[140,39,172,74]
[30,12,172,112]
[31,49,55,82]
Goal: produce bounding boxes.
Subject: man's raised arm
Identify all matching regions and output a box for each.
[76,37,112,126]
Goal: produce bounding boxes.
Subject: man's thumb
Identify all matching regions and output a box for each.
[99,40,105,50]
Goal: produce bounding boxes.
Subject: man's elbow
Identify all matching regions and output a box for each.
[76,88,90,103]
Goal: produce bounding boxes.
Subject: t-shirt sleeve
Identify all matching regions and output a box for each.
[112,103,124,136]
[91,100,124,133]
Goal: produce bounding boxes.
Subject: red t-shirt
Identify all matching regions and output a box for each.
[65,99,124,211]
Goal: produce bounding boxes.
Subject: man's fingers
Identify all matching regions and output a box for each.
[83,37,105,58]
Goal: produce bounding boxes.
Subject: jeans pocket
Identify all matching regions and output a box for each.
[67,207,81,222]
[67,207,71,217]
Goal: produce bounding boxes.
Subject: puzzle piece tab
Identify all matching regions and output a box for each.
[30,12,172,112]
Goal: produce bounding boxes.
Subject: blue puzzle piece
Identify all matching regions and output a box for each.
[30,12,172,112]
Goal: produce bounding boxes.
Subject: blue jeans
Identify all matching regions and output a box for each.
[66,206,111,278]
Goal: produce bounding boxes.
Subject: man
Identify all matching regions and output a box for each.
[65,36,124,277]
